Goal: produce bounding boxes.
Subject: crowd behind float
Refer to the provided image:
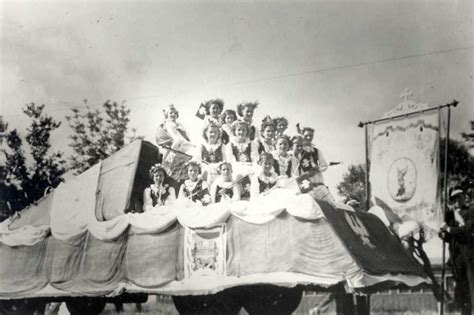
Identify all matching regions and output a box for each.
[144,99,334,212]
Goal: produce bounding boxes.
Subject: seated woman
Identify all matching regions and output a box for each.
[143,164,177,212]
[272,135,298,178]
[210,162,241,203]
[290,135,304,161]
[195,121,227,186]
[295,125,328,184]
[250,152,279,198]
[178,162,211,206]
[220,109,237,145]
[274,116,289,137]
[203,99,224,123]
[156,104,190,143]
[156,104,194,182]
[226,120,259,178]
[236,101,258,140]
[257,116,276,154]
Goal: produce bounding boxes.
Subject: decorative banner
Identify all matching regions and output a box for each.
[369,111,442,229]
[184,224,226,278]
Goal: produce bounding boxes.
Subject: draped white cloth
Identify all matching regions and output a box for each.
[0,218,50,247]
[2,185,327,246]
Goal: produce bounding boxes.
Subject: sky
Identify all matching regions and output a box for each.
[1,0,473,199]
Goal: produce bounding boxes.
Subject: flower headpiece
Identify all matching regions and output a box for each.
[220,109,237,124]
[236,101,259,117]
[260,115,276,134]
[258,152,274,165]
[275,117,289,128]
[163,104,179,119]
[217,162,233,175]
[230,120,250,136]
[275,134,291,145]
[202,119,222,141]
[296,123,314,135]
[184,161,202,174]
[203,99,224,115]
[149,163,169,180]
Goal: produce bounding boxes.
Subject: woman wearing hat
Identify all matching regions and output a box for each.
[143,164,176,211]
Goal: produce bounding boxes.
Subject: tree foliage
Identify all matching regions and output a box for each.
[66,100,138,174]
[1,103,66,218]
[336,164,367,210]
[336,137,473,210]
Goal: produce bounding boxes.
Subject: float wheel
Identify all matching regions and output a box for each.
[65,297,106,315]
[241,285,303,315]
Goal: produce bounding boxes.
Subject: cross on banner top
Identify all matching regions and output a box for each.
[382,89,430,118]
[400,89,413,102]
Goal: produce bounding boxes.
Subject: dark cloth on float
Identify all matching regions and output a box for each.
[215,185,234,203]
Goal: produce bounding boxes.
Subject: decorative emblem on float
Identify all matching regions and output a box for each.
[387,157,417,202]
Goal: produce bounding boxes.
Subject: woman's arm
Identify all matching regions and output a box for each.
[249,175,260,199]
[225,143,237,163]
[210,182,218,203]
[316,149,328,172]
[142,188,154,212]
[250,141,259,163]
[232,183,242,201]
[177,184,186,200]
[166,187,177,204]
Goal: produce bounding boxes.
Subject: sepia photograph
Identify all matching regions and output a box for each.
[0,0,472,314]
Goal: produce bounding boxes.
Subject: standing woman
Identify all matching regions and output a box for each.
[178,162,211,206]
[257,116,276,155]
[220,109,237,145]
[250,153,279,199]
[272,135,298,178]
[274,117,289,137]
[196,121,227,186]
[210,162,241,203]
[204,99,224,123]
[226,120,259,177]
[236,101,258,140]
[143,164,176,212]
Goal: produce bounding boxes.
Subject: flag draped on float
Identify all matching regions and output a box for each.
[369,110,443,230]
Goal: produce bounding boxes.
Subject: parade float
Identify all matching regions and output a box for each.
[0,139,430,315]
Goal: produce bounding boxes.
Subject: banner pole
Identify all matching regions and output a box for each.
[364,124,370,210]
[439,106,451,315]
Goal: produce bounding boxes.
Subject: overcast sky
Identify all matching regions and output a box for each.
[1,0,472,197]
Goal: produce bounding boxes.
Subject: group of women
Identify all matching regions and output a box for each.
[143,99,329,212]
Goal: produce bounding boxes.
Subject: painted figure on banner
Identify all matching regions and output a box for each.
[369,91,443,231]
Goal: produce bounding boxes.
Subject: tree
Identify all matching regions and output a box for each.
[336,137,473,210]
[66,100,139,174]
[1,103,66,217]
[440,138,473,196]
[336,164,367,210]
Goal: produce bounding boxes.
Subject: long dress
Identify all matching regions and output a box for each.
[296,145,328,184]
[250,171,279,199]
[142,183,176,212]
[195,141,227,186]
[178,179,211,206]
[226,139,259,178]
[210,177,241,203]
